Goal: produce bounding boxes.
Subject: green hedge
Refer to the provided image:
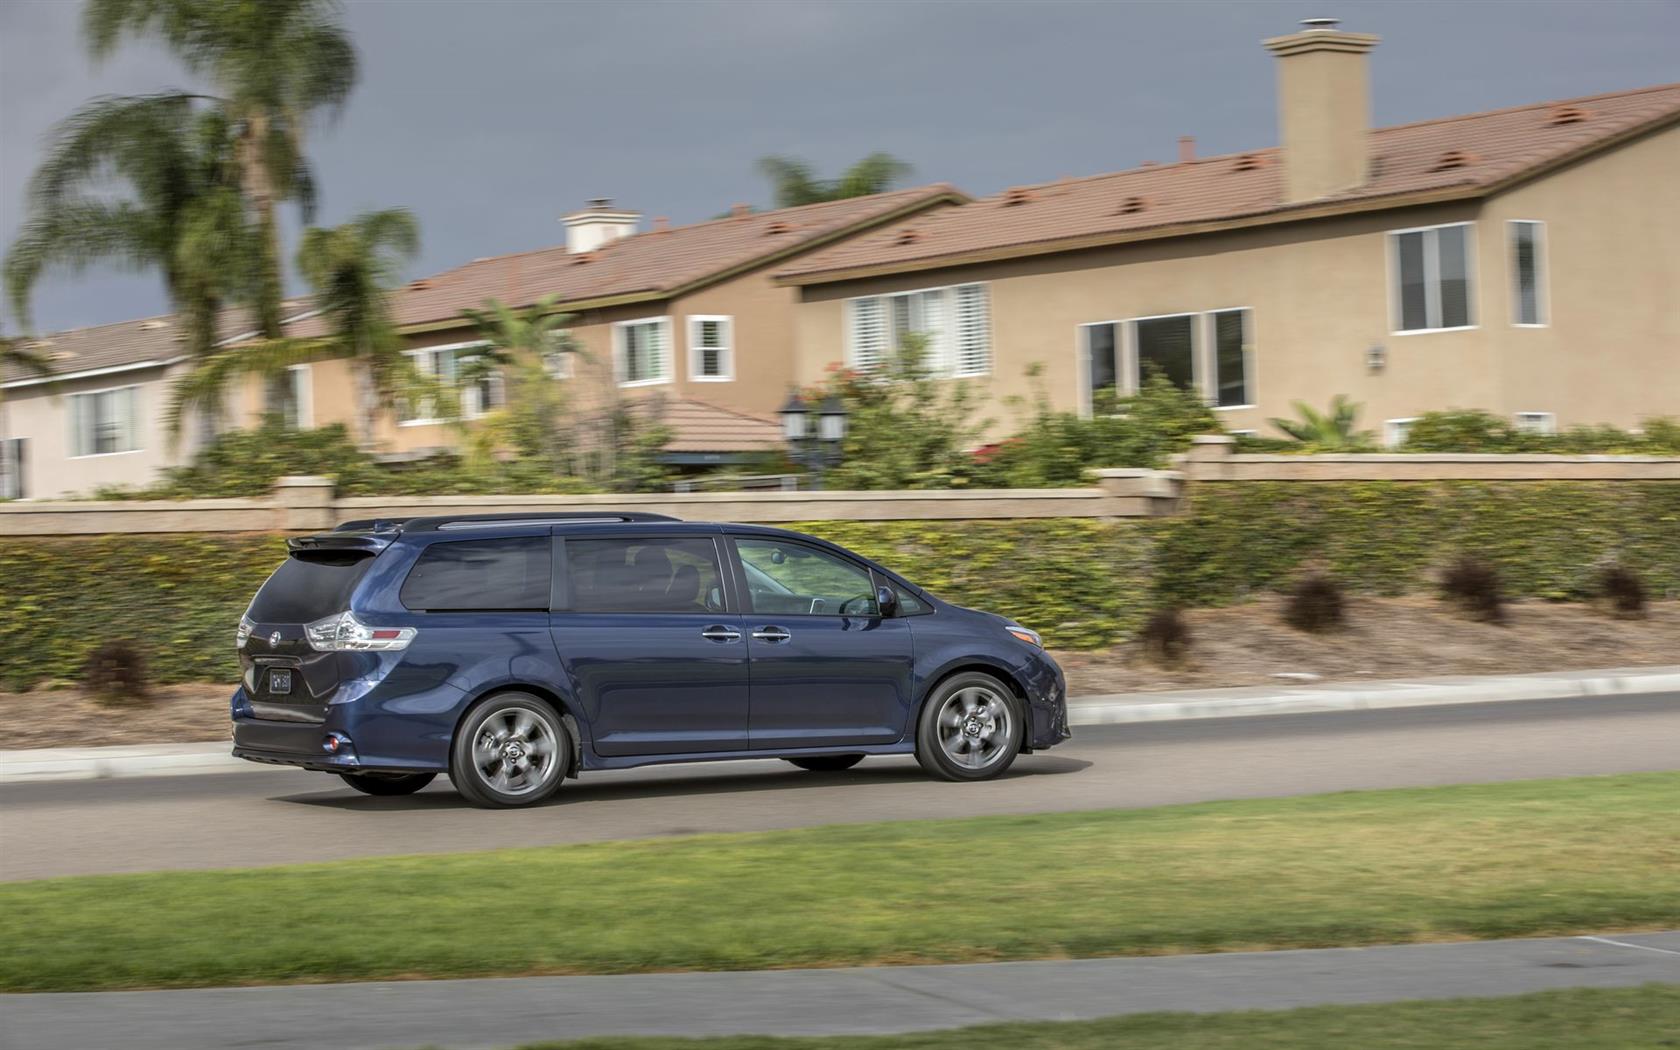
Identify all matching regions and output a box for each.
[3,482,1676,689]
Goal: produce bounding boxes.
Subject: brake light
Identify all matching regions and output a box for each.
[304,611,417,652]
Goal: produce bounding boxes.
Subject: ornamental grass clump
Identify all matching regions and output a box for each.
[1284,573,1347,633]
[1441,557,1506,625]
[1140,608,1192,667]
[1599,564,1648,619]
[81,640,151,707]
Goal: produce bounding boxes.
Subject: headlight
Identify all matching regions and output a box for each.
[236,615,254,649]
[1004,623,1042,648]
[305,611,417,652]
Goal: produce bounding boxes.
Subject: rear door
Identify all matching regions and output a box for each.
[729,535,914,750]
[551,530,750,756]
[242,547,380,722]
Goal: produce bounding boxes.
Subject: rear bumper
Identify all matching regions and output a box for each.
[230,687,450,774]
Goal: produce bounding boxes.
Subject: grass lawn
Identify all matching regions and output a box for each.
[2,772,1677,992]
[503,985,1680,1050]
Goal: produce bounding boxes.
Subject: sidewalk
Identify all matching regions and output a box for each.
[3,664,1677,784]
[5,932,1677,1050]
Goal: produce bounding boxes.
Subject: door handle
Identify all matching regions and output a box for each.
[700,625,742,642]
[751,626,791,643]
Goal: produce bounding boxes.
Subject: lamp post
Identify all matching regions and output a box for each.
[780,389,848,489]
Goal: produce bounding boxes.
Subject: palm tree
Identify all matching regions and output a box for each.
[169,208,420,444]
[456,296,579,468]
[83,0,356,337]
[5,95,253,362]
[756,152,913,209]
[1268,395,1375,449]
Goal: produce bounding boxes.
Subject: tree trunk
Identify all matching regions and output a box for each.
[239,110,284,340]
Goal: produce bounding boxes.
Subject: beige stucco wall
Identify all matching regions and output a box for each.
[793,123,1680,438]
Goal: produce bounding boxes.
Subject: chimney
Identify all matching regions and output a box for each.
[1178,136,1196,163]
[1263,18,1380,202]
[562,197,640,253]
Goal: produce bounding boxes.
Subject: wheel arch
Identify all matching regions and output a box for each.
[451,682,585,779]
[916,660,1034,751]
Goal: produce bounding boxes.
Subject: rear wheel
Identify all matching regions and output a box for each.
[338,771,436,796]
[783,754,865,772]
[451,693,570,808]
[916,672,1023,782]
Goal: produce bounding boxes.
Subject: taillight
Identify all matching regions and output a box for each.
[236,615,255,649]
[304,611,417,652]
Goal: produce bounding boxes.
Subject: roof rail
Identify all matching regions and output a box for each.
[400,511,681,533]
[332,518,407,533]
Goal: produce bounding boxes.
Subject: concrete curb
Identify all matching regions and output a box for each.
[3,666,1676,784]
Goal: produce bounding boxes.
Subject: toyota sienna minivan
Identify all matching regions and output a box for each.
[231,513,1070,807]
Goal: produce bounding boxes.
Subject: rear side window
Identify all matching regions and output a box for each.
[565,537,725,614]
[400,537,551,611]
[249,553,375,624]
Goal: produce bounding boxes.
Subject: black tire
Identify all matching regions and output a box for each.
[915,671,1024,782]
[450,693,570,809]
[783,754,866,772]
[338,771,436,796]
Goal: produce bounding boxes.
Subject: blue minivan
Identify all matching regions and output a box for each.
[232,513,1070,807]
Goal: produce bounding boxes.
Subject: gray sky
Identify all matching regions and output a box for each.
[3,0,1677,334]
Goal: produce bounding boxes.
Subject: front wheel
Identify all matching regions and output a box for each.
[916,672,1023,782]
[338,771,436,796]
[451,693,570,808]
[783,754,865,772]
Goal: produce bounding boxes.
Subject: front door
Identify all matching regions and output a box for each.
[730,536,914,750]
[552,532,748,756]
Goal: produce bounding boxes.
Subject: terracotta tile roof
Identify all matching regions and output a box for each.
[286,185,962,339]
[642,397,781,453]
[778,82,1680,283]
[1,308,270,385]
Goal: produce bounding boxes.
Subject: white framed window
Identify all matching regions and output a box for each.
[845,283,990,377]
[543,350,573,380]
[1388,221,1476,334]
[1509,220,1547,327]
[1384,417,1418,448]
[265,364,312,428]
[400,342,501,425]
[687,315,733,381]
[68,385,141,457]
[1514,411,1556,436]
[614,317,671,387]
[1077,307,1253,415]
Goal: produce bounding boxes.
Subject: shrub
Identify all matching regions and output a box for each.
[1139,608,1192,667]
[1401,410,1680,454]
[1600,564,1647,619]
[1441,557,1506,624]
[1283,573,1346,632]
[81,640,150,707]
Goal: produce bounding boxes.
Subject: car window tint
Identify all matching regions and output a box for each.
[400,537,551,611]
[736,538,877,616]
[250,552,376,623]
[566,537,725,614]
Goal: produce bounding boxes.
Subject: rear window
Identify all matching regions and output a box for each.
[400,536,551,611]
[249,553,375,624]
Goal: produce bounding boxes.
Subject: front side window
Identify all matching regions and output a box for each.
[736,538,878,617]
[400,537,551,611]
[846,283,990,376]
[688,316,733,380]
[616,318,671,386]
[1510,220,1546,326]
[565,537,724,614]
[1390,223,1475,332]
[69,386,140,456]
[1135,314,1196,390]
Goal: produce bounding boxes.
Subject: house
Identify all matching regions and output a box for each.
[776,22,1680,443]
[1,185,963,497]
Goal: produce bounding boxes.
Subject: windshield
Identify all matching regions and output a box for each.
[248,552,375,623]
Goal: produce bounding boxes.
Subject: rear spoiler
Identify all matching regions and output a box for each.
[286,533,393,557]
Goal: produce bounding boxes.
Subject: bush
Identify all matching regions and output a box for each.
[1401,410,1680,454]
[1600,564,1647,619]
[1441,556,1506,624]
[81,640,150,706]
[1283,573,1346,632]
[1139,608,1192,667]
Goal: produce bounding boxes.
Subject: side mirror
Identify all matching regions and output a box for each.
[875,585,899,618]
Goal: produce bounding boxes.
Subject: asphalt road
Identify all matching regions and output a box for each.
[5,933,1678,1050]
[5,693,1676,881]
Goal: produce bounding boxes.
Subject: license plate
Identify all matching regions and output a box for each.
[268,669,293,695]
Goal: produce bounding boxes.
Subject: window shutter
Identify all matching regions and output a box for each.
[953,284,990,375]
[848,297,886,372]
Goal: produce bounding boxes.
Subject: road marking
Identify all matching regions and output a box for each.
[1577,935,1680,957]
